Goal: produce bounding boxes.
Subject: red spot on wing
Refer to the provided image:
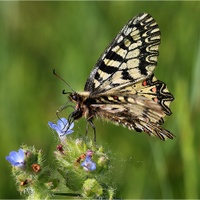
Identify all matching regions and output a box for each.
[113,96,118,100]
[142,80,147,86]
[153,97,158,103]
[151,87,157,93]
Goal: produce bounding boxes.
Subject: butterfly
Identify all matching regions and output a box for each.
[66,13,174,141]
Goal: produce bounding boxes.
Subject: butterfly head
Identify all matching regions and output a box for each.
[69,92,90,103]
[68,92,90,120]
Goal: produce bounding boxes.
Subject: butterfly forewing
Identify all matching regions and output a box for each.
[84,13,160,95]
[69,13,174,140]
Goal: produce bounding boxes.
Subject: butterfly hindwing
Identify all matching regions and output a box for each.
[90,94,173,140]
[85,74,174,140]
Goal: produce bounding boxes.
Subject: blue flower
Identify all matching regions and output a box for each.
[48,118,74,140]
[81,156,96,172]
[6,149,25,168]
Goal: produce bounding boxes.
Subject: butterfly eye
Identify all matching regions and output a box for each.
[70,93,78,101]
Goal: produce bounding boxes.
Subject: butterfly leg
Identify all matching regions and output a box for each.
[56,100,73,118]
[86,119,96,142]
[85,121,89,136]
[89,120,96,142]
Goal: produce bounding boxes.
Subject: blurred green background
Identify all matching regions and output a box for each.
[1,1,200,199]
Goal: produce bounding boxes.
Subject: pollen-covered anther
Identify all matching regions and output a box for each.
[57,144,64,154]
[20,179,29,186]
[31,164,41,173]
[75,153,86,165]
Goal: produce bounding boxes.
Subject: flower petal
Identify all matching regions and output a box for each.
[48,122,58,130]
[69,122,74,130]
[6,155,15,164]
[18,149,25,161]
[57,118,68,130]
[90,162,96,171]
[65,129,74,135]
[81,156,96,171]
[6,149,25,167]
[48,118,74,140]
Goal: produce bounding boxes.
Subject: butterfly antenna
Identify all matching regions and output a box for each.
[53,69,75,92]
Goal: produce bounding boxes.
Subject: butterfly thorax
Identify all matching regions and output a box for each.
[69,92,125,121]
[69,92,95,120]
